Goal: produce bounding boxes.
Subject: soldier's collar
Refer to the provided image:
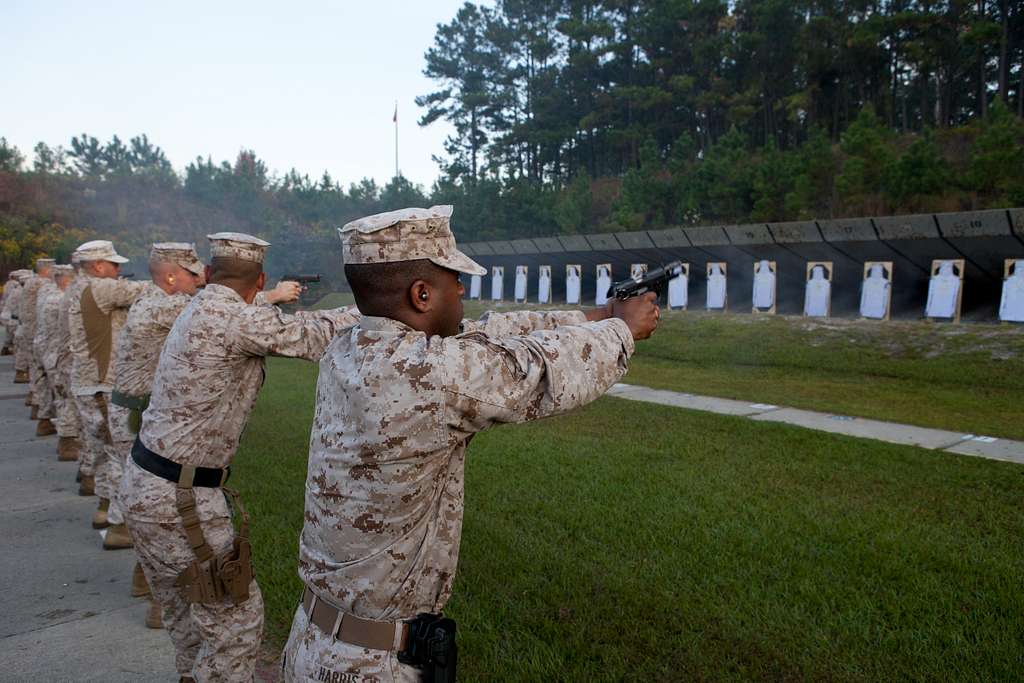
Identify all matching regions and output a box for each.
[360,315,416,334]
[202,283,246,303]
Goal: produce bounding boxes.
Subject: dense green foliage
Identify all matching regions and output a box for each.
[237,355,1023,680]
[420,0,1024,233]
[1,1,1023,271]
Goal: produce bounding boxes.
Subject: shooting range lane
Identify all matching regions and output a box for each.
[459,209,1024,321]
[605,382,1024,465]
[0,355,177,682]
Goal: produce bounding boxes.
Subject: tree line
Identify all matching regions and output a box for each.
[422,0,1024,235]
[1,0,1023,275]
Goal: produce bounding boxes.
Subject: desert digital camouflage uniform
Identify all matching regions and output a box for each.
[6,271,31,375]
[34,277,65,425]
[122,233,360,682]
[13,276,35,376]
[67,241,141,488]
[282,206,636,682]
[19,261,55,405]
[1,271,28,353]
[107,281,192,525]
[55,272,86,444]
[82,275,148,505]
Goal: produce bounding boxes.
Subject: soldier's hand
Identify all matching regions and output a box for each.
[612,292,660,340]
[267,281,302,305]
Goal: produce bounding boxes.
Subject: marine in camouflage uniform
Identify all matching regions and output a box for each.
[9,270,34,382]
[1,270,30,355]
[67,240,146,508]
[55,256,86,461]
[107,243,207,529]
[34,265,76,438]
[108,242,207,630]
[19,258,56,408]
[282,206,660,682]
[121,232,359,682]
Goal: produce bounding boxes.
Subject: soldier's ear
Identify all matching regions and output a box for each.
[410,280,431,313]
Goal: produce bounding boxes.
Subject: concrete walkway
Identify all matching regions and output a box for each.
[606,383,1024,464]
[0,355,177,682]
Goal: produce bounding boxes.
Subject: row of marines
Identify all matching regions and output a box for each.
[0,206,660,682]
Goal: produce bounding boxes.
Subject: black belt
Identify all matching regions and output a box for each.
[112,390,149,411]
[131,436,230,487]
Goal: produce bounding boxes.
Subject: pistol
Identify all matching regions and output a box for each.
[281,274,321,285]
[608,261,683,300]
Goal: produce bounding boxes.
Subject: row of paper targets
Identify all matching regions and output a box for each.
[469,259,1024,322]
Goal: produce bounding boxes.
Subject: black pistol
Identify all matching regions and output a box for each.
[281,274,321,285]
[608,261,683,301]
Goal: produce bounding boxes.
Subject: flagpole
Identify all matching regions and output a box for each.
[394,100,399,179]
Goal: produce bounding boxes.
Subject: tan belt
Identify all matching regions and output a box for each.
[302,585,408,652]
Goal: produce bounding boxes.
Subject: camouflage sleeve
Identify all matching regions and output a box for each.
[90,279,148,313]
[460,310,588,336]
[252,291,270,306]
[229,305,360,360]
[153,293,191,331]
[443,317,634,433]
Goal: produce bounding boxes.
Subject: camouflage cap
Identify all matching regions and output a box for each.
[339,205,486,276]
[12,269,33,282]
[151,242,204,275]
[207,232,270,264]
[52,264,75,277]
[35,258,56,272]
[76,239,130,264]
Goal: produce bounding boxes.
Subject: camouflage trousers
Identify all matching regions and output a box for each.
[126,515,264,681]
[13,324,29,372]
[30,347,55,419]
[105,410,134,525]
[2,322,14,351]
[75,392,132,511]
[51,362,80,438]
[281,606,421,683]
[73,392,111,478]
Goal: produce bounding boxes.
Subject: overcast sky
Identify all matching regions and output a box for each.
[1,0,475,190]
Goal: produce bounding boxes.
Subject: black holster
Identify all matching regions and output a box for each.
[397,613,457,682]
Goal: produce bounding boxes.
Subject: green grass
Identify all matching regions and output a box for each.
[235,357,1024,681]
[310,291,355,309]
[461,302,1024,440]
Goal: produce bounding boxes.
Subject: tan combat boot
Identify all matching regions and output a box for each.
[78,474,95,496]
[35,418,57,437]
[131,562,151,598]
[92,498,110,529]
[14,369,28,383]
[103,523,133,550]
[145,600,163,629]
[57,436,80,461]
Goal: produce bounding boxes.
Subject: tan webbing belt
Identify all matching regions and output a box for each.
[301,585,407,652]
